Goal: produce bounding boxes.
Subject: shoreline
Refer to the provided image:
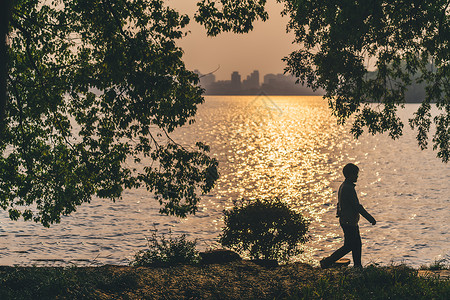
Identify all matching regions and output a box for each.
[1,261,448,299]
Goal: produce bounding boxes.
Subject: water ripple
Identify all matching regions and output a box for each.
[0,96,448,267]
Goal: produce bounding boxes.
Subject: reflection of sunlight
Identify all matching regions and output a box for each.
[197,96,352,263]
[3,96,448,267]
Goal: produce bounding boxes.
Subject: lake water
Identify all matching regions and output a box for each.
[0,96,449,267]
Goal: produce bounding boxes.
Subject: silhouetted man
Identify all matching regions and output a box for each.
[320,163,376,269]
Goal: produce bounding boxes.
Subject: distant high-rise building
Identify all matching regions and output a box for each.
[194,69,216,89]
[263,73,277,85]
[242,70,260,90]
[202,73,216,88]
[231,71,241,91]
[261,73,323,95]
[263,73,295,85]
[253,70,260,87]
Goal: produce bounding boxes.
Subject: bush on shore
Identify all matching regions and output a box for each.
[130,229,200,267]
[220,198,310,263]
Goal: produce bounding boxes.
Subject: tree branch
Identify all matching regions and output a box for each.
[10,18,43,77]
[438,0,450,42]
[103,0,133,42]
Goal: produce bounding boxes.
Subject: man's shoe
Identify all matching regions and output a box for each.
[320,258,331,269]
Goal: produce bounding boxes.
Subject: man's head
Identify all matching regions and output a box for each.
[343,163,359,182]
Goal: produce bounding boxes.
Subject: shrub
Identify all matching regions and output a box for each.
[199,249,242,264]
[131,229,200,267]
[420,258,449,270]
[219,198,310,263]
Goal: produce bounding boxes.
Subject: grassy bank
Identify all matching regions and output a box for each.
[0,261,448,299]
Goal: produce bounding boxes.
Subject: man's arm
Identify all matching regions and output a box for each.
[358,205,376,225]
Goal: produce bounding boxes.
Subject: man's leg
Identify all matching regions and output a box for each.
[350,226,362,267]
[320,224,354,268]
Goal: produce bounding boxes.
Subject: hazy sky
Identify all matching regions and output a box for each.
[168,0,297,81]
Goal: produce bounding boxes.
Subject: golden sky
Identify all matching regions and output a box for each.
[168,0,296,81]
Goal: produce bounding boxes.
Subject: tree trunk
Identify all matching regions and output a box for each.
[0,0,14,127]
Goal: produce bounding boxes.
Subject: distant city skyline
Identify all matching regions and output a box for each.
[194,68,426,100]
[195,69,324,96]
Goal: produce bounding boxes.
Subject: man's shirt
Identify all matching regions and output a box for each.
[337,179,360,226]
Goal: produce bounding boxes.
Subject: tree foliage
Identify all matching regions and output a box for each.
[195,0,268,36]
[1,0,448,226]
[197,0,450,162]
[1,0,218,226]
